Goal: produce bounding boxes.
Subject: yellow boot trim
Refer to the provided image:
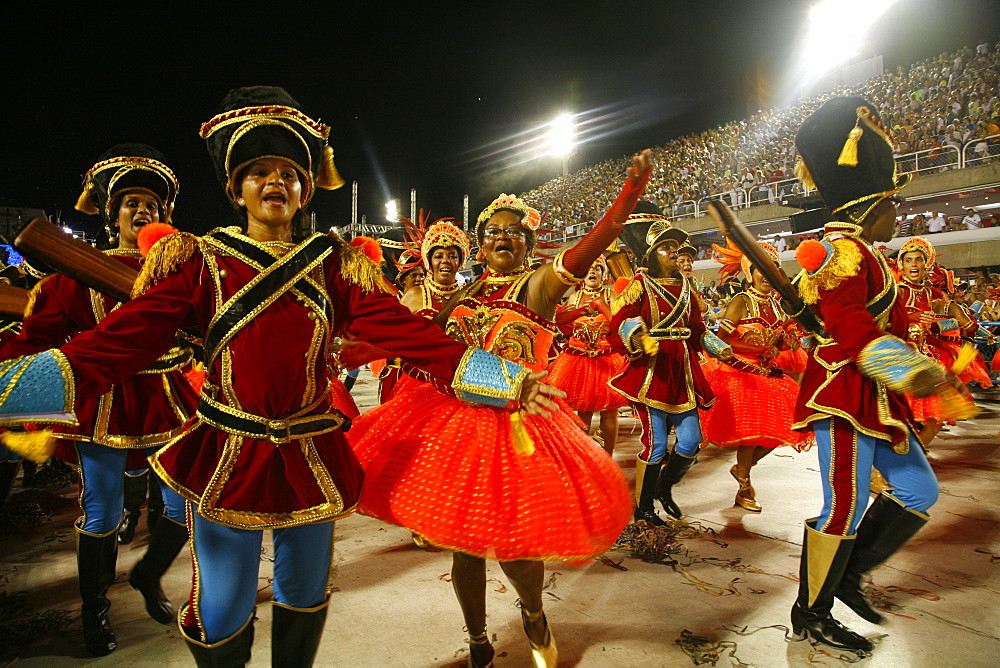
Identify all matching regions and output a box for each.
[634,456,647,506]
[803,520,855,608]
[272,594,331,614]
[74,515,117,539]
[876,491,930,521]
[177,602,254,649]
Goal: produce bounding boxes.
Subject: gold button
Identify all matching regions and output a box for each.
[307,310,317,320]
[218,269,228,279]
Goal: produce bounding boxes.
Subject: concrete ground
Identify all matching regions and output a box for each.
[2,372,998,667]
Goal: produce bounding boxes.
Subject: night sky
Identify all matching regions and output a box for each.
[3,1,999,238]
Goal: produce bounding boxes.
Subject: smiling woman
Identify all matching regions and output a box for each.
[0,86,561,667]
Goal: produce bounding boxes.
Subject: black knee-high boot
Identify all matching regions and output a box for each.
[146,470,164,532]
[271,599,329,667]
[119,470,148,545]
[76,518,119,656]
[835,493,929,623]
[654,451,696,518]
[180,607,255,668]
[129,517,189,624]
[633,456,665,526]
[790,520,873,656]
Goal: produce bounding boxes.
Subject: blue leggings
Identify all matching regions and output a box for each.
[190,509,333,642]
[76,443,185,535]
[636,405,702,462]
[813,418,939,536]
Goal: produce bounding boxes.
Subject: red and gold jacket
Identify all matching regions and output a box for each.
[55,228,527,529]
[608,272,718,412]
[0,249,197,449]
[793,222,938,451]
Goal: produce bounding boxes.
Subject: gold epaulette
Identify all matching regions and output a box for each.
[23,274,53,318]
[132,232,201,297]
[798,238,862,305]
[611,275,642,315]
[332,231,385,294]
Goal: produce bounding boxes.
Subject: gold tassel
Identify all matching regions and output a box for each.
[794,158,816,191]
[316,145,345,190]
[132,232,200,297]
[1,430,57,463]
[75,180,98,215]
[338,237,386,294]
[837,125,863,167]
[798,238,862,304]
[23,275,51,318]
[611,277,642,315]
[509,411,535,456]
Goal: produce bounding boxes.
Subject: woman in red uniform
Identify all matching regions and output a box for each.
[0,87,559,667]
[699,239,808,512]
[350,153,651,668]
[0,145,198,656]
[546,256,628,454]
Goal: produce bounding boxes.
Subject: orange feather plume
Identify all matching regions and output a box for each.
[796,239,828,273]
[349,236,383,265]
[137,222,179,257]
[711,236,744,280]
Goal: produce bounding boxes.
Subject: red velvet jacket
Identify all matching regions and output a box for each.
[608,273,714,412]
[793,224,916,449]
[0,250,197,449]
[57,229,484,529]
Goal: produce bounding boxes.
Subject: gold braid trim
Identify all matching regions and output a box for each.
[798,238,863,305]
[23,275,53,318]
[335,232,385,294]
[611,276,642,315]
[132,232,201,297]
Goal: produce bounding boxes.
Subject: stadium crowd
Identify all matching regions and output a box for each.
[523,41,1000,231]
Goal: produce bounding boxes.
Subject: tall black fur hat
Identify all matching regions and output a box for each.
[199,86,344,207]
[74,143,178,223]
[794,96,910,222]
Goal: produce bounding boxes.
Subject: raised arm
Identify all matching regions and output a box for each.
[526,150,652,318]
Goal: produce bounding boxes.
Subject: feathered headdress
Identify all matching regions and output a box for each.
[711,237,779,279]
[476,194,541,240]
[898,236,936,266]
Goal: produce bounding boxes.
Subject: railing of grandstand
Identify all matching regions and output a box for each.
[894,145,960,176]
[962,134,1000,167]
[666,200,698,220]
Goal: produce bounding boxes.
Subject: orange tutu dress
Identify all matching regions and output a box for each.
[349,269,632,561]
[700,291,808,449]
[548,290,629,412]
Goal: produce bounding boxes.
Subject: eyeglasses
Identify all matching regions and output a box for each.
[482,228,526,239]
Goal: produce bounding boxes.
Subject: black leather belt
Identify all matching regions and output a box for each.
[197,395,351,444]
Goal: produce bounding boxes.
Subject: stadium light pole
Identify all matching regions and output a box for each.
[548,113,576,176]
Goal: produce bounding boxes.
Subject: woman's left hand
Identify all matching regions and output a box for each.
[518,370,566,418]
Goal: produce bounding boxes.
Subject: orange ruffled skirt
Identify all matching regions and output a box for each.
[700,362,808,448]
[546,351,629,412]
[348,379,632,561]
